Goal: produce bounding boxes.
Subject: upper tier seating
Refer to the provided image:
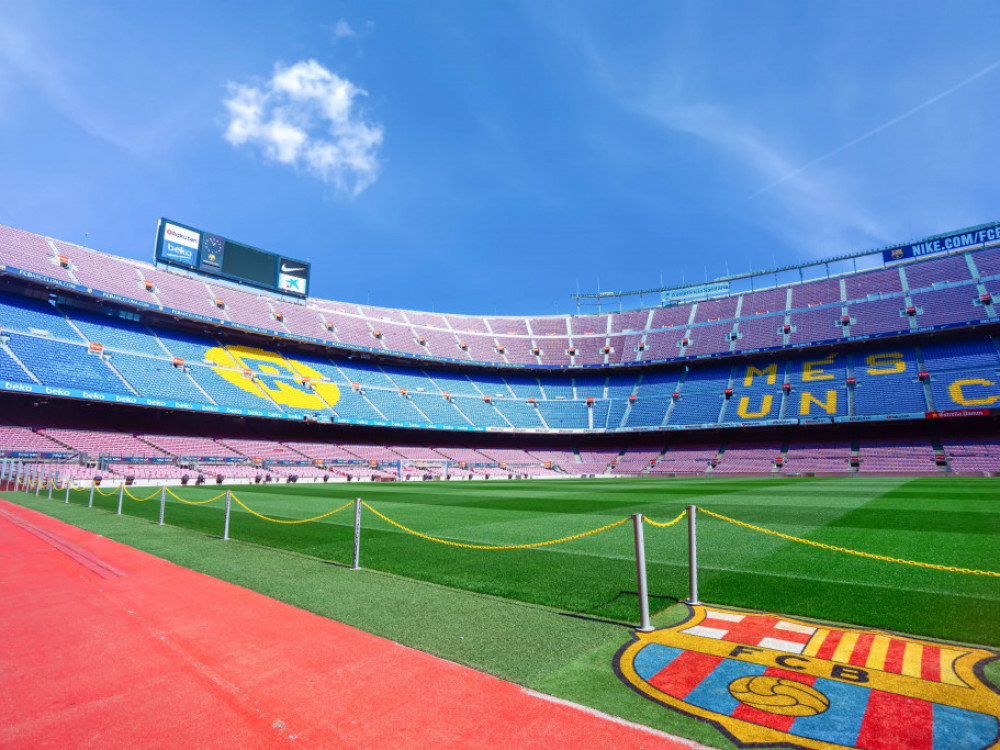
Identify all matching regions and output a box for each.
[2,222,998,369]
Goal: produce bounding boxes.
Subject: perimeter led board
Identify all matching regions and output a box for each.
[154,219,310,297]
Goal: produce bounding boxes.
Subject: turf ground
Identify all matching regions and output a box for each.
[6,475,1000,748]
[44,476,1000,646]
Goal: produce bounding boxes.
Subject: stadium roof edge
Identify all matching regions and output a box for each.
[571,219,1000,307]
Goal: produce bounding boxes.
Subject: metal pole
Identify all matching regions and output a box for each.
[35,468,41,496]
[687,505,700,605]
[632,514,654,632]
[351,497,362,570]
[117,483,124,515]
[47,474,53,500]
[89,482,95,508]
[158,486,166,526]
[65,481,70,503]
[222,490,232,541]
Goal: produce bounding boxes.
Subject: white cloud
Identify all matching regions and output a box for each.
[333,20,356,39]
[223,59,383,195]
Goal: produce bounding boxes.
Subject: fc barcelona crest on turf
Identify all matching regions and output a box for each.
[614,605,1000,749]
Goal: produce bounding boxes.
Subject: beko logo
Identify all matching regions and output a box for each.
[281,262,307,274]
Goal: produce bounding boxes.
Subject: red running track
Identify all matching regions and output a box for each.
[0,499,700,749]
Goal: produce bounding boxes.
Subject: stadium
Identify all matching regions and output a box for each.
[2,216,999,748]
[2,219,1000,480]
[4,4,1000,748]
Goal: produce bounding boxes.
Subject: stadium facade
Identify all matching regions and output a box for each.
[1,220,999,482]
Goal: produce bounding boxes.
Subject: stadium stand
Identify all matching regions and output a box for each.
[3,220,1000,480]
[941,438,1000,474]
[781,440,852,474]
[857,439,938,474]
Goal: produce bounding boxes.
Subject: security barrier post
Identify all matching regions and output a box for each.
[632,513,654,632]
[88,483,95,508]
[65,481,70,503]
[351,497,362,570]
[687,505,700,605]
[222,490,232,541]
[48,474,53,500]
[158,486,166,526]
[35,469,41,496]
[117,484,124,515]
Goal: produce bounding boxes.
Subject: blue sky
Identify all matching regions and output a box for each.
[2,2,1000,316]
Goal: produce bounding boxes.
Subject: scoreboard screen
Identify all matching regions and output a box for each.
[221,242,276,288]
[154,219,310,297]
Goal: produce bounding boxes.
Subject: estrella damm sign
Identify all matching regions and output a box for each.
[206,345,340,411]
[615,605,1000,749]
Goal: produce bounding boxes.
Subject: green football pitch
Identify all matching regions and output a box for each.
[50,475,1000,647]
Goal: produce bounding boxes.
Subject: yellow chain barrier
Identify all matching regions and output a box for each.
[644,510,688,528]
[166,488,226,505]
[229,494,354,524]
[125,487,162,502]
[700,508,1000,577]
[94,484,120,496]
[362,501,630,550]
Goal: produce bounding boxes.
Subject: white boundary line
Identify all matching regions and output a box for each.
[520,687,713,749]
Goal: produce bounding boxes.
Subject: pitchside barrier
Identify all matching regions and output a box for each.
[7,468,1000,629]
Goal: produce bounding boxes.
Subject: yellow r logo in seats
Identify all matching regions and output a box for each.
[205,345,340,410]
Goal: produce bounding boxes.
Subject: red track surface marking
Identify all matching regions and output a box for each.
[0,499,699,749]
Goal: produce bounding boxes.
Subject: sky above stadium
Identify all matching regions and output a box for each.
[2,1,1000,316]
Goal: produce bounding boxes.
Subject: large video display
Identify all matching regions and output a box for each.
[154,219,310,297]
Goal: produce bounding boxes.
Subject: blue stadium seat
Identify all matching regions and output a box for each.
[504,375,543,399]
[536,400,588,429]
[111,353,212,403]
[63,308,165,356]
[7,333,132,394]
[0,293,80,340]
[493,398,544,428]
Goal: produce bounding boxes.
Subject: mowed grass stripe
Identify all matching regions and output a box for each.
[695,484,1000,644]
[60,476,1000,644]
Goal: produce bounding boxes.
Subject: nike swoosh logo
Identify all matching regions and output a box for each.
[281,263,307,273]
